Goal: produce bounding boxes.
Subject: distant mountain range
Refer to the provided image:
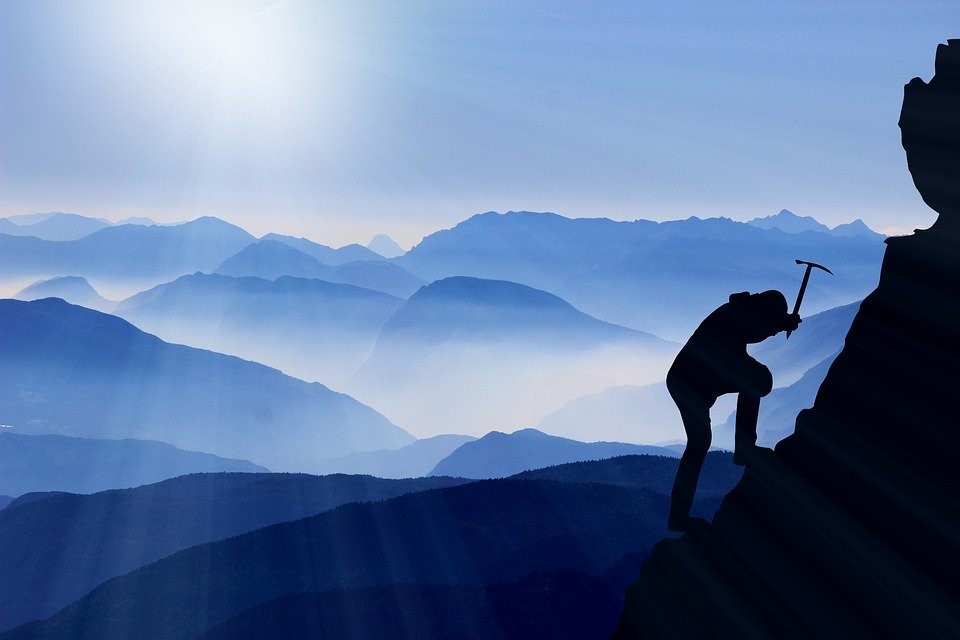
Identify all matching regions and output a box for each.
[312,427,685,480]
[367,233,406,258]
[428,428,677,478]
[0,472,468,632]
[0,217,255,294]
[396,211,886,340]
[0,432,266,496]
[0,212,127,241]
[747,209,883,238]
[215,238,424,297]
[14,275,115,312]
[348,276,675,436]
[115,272,405,385]
[0,298,413,470]
[261,232,385,264]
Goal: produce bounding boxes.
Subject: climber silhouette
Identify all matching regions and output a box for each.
[667,290,800,531]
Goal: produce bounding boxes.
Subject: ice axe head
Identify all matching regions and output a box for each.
[787,259,833,338]
[795,259,834,277]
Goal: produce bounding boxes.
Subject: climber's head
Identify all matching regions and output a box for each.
[735,290,789,343]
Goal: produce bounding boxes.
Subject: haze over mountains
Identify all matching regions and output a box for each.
[0,205,891,639]
[215,238,423,297]
[348,276,675,436]
[262,232,386,265]
[0,208,876,446]
[397,210,884,340]
[14,276,115,312]
[115,273,405,386]
[0,432,265,496]
[0,298,412,470]
[0,212,155,241]
[536,383,727,445]
[536,301,858,445]
[0,217,255,297]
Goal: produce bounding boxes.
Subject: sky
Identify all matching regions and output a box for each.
[1,1,957,247]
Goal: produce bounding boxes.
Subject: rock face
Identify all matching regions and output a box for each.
[614,40,960,637]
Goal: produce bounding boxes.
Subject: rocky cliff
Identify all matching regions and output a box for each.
[614,40,960,638]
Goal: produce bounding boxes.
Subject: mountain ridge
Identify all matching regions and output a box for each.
[397,211,885,340]
[1,297,413,469]
[0,217,255,293]
[429,428,678,479]
[0,472,469,632]
[0,432,266,496]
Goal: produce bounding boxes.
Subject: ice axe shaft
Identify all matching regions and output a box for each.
[787,259,833,338]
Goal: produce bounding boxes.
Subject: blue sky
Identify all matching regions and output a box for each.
[1,1,956,246]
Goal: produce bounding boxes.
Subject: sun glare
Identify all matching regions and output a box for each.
[180,6,270,76]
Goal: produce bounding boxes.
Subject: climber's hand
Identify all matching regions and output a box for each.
[785,313,802,333]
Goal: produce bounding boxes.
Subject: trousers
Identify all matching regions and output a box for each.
[666,355,771,520]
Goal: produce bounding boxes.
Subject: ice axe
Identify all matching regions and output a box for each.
[787,259,833,339]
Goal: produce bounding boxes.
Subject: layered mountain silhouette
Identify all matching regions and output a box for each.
[216,238,326,280]
[312,434,476,478]
[0,217,254,293]
[368,233,406,258]
[747,208,831,233]
[13,275,115,312]
[348,276,674,435]
[397,212,884,340]
[115,272,405,385]
[0,454,739,638]
[515,451,742,502]
[261,232,385,264]
[0,212,113,241]
[0,473,467,632]
[428,428,677,478]
[747,208,884,239]
[215,238,424,297]
[0,432,265,496]
[614,39,960,638]
[831,218,884,238]
[0,298,413,469]
[536,382,731,446]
